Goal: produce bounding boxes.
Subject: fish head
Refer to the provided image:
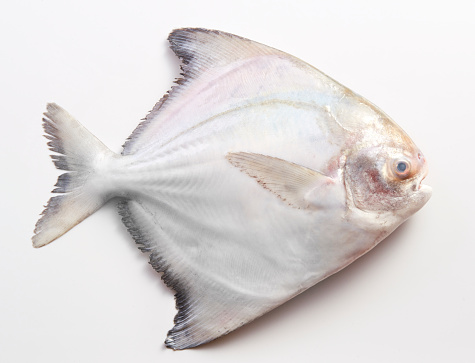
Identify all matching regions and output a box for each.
[343,112,431,224]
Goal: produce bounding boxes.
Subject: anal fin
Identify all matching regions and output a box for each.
[118,198,278,350]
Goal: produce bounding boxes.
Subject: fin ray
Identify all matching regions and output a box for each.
[227,152,336,209]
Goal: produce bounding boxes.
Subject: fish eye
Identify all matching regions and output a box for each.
[397,162,407,172]
[393,159,411,179]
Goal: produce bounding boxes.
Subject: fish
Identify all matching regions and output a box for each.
[33,28,432,350]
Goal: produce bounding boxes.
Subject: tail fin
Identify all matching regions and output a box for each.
[33,103,117,248]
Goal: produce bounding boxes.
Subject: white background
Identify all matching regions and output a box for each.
[1,1,474,362]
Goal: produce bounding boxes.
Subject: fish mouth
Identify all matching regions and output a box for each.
[416,159,430,190]
[419,182,432,193]
[417,173,432,197]
[418,174,427,190]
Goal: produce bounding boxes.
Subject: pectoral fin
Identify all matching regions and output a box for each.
[227,152,340,210]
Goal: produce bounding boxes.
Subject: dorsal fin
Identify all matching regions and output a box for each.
[122,28,286,155]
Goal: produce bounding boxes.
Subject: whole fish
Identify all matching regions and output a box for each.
[33,28,431,350]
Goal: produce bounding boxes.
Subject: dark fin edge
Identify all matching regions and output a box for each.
[43,107,73,189]
[117,200,203,350]
[121,29,218,155]
[33,107,74,245]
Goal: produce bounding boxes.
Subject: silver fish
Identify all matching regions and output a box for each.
[33,28,431,350]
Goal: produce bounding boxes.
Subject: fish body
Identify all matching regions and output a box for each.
[33,28,431,350]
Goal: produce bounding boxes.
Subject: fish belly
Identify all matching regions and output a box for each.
[117,101,376,348]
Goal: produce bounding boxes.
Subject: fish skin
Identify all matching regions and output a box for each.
[33,28,432,350]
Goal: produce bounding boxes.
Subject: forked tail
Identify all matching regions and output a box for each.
[33,103,118,248]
